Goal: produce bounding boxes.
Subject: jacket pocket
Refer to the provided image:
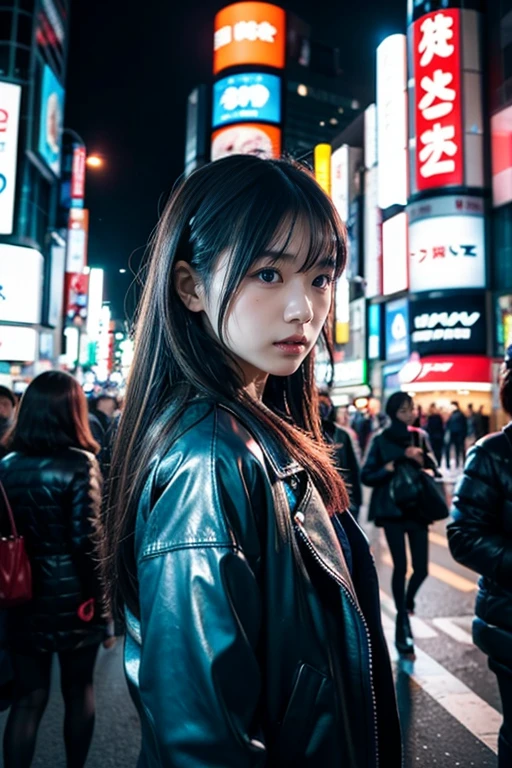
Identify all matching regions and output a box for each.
[275,662,329,765]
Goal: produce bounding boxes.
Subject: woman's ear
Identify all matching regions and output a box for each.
[174,260,205,313]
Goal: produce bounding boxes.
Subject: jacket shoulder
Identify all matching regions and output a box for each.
[137,402,270,561]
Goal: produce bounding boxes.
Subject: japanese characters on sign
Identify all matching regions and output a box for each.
[0,82,21,236]
[212,72,281,128]
[413,9,463,191]
[409,294,487,356]
[213,3,286,75]
[408,210,485,292]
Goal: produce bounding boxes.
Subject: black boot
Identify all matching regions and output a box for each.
[395,611,415,655]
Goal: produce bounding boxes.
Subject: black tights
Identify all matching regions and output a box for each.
[384,523,429,613]
[3,643,99,768]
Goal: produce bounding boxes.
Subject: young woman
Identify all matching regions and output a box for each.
[361,392,438,656]
[0,371,111,768]
[448,354,512,767]
[102,155,402,767]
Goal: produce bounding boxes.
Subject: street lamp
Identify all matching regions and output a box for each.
[86,155,104,169]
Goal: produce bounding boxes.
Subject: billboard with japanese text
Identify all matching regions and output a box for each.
[413,9,463,191]
[213,72,281,128]
[0,83,21,236]
[213,2,285,74]
[409,293,486,356]
[408,195,485,292]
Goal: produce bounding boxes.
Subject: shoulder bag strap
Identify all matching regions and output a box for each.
[0,480,18,537]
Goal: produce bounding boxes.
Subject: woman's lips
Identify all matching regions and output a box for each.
[273,341,307,355]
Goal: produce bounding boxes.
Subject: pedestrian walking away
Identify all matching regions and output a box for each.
[0,371,115,768]
[361,392,441,658]
[445,401,468,470]
[448,349,512,768]
[426,403,444,467]
[101,155,402,768]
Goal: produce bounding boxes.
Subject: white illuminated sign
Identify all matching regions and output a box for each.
[0,83,21,236]
[0,245,43,324]
[411,310,481,344]
[408,213,485,292]
[364,166,381,298]
[0,326,38,362]
[364,103,377,169]
[331,145,349,222]
[382,212,408,296]
[377,34,408,209]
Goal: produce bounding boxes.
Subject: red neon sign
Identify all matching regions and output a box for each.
[413,9,463,191]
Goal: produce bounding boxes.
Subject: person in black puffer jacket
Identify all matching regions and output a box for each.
[0,371,113,768]
[448,355,512,768]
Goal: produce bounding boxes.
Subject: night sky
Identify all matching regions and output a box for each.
[65,0,406,321]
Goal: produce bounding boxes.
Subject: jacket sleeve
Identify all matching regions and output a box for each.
[68,452,104,602]
[136,446,266,767]
[361,435,391,488]
[448,444,512,587]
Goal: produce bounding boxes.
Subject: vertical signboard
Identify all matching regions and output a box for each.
[66,209,89,273]
[377,35,408,209]
[364,166,382,298]
[413,9,463,192]
[382,211,408,296]
[314,144,331,196]
[70,145,86,207]
[38,64,65,176]
[0,83,21,236]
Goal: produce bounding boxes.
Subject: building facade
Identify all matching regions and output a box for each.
[0,0,69,389]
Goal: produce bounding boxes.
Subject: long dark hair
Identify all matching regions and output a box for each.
[7,370,99,455]
[103,155,349,619]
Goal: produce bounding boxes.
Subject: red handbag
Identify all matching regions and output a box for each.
[0,480,32,607]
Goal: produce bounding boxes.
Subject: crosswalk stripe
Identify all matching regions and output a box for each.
[381,551,477,593]
[432,617,474,645]
[429,530,448,548]
[381,613,501,755]
[379,589,438,638]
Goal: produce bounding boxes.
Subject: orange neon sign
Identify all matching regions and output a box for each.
[213,2,286,75]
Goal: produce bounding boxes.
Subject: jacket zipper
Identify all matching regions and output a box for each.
[293,516,380,768]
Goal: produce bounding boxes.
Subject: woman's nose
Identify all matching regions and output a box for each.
[283,293,313,324]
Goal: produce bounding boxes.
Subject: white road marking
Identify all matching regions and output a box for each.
[432,617,474,645]
[381,613,501,755]
[429,530,448,548]
[379,589,438,638]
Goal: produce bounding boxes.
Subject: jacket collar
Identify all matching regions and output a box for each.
[212,399,303,479]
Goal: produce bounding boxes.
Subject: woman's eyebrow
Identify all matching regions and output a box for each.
[260,251,336,270]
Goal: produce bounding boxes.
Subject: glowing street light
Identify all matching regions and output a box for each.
[86,155,103,169]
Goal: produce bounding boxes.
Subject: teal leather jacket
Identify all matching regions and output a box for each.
[124,399,402,767]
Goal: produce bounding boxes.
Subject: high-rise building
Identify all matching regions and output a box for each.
[0,0,70,386]
[184,2,361,173]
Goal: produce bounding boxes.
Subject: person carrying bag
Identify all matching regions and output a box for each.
[362,392,441,656]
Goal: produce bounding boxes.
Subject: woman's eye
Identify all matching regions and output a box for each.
[256,269,281,284]
[313,274,333,289]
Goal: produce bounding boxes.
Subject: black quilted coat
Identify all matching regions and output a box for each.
[0,448,106,653]
[448,428,512,667]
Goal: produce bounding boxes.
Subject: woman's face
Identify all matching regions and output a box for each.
[202,220,336,394]
[395,399,415,426]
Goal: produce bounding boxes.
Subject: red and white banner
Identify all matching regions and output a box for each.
[399,355,490,386]
[71,145,86,204]
[413,9,463,191]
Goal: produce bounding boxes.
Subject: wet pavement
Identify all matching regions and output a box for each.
[0,473,502,767]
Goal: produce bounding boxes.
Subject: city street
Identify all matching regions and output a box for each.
[0,479,501,768]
